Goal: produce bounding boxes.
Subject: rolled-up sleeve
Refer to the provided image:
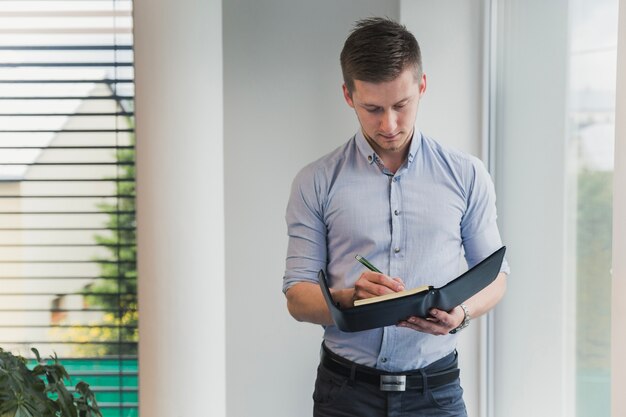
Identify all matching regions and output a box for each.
[283,165,328,293]
[461,157,510,274]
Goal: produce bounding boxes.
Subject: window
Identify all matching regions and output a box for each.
[569,0,618,415]
[493,0,619,416]
[0,2,137,416]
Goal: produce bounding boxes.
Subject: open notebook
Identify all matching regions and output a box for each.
[319,246,506,332]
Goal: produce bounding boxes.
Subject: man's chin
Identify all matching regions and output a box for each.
[378,137,407,152]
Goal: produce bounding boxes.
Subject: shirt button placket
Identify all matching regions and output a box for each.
[390,175,403,284]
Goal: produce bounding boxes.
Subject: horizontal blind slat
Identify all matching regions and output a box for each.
[0,4,138,413]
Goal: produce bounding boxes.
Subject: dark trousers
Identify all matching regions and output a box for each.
[313,349,468,417]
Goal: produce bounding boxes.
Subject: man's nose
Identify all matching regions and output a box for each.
[380,110,398,133]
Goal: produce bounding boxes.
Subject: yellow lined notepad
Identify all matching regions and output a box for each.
[353,285,430,306]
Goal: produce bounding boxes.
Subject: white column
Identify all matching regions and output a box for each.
[134,0,225,416]
[612,1,626,416]
[494,1,572,416]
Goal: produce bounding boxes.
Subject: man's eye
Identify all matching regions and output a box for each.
[366,108,381,113]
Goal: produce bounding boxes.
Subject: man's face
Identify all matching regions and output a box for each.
[343,68,426,160]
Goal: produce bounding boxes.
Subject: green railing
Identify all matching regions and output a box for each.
[30,356,138,417]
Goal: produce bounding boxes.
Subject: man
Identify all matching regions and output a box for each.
[283,17,509,417]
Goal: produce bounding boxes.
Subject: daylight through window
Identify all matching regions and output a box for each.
[0,1,137,416]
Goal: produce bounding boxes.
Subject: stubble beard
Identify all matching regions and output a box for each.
[373,129,413,154]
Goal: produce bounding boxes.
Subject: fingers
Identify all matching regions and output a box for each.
[353,271,405,301]
[398,316,449,336]
[392,277,405,287]
[397,307,463,336]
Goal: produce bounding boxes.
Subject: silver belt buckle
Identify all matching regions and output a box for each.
[380,375,406,392]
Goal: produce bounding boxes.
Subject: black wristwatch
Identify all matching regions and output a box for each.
[449,303,471,334]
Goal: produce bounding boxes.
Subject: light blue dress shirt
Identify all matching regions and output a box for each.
[283,130,509,371]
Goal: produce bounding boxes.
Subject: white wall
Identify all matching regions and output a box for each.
[401,0,486,156]
[223,2,399,416]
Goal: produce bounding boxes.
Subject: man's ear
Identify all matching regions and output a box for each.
[342,84,355,108]
[419,74,427,98]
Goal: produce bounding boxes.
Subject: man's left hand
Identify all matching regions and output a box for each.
[397,306,465,336]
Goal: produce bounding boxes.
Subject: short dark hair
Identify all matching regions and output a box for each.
[340,17,422,94]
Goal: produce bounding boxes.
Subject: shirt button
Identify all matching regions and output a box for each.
[394,210,399,216]
[367,155,373,163]
[394,247,401,253]
[381,357,388,363]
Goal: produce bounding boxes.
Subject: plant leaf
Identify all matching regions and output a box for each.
[30,349,41,364]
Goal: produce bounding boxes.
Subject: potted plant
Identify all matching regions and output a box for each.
[0,347,101,417]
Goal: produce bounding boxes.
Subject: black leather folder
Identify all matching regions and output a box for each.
[319,246,506,332]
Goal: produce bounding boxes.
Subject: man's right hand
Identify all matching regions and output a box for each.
[353,271,405,303]
[285,273,405,326]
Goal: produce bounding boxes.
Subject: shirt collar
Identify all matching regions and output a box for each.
[406,129,422,166]
[355,130,376,165]
[354,129,423,168]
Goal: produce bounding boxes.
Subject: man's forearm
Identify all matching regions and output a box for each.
[286,272,506,329]
[286,282,353,326]
[464,272,507,318]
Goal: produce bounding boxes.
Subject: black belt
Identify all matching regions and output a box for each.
[321,344,460,392]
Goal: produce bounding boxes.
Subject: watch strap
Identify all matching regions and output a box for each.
[449,303,470,334]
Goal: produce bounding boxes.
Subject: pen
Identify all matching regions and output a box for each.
[355,254,382,273]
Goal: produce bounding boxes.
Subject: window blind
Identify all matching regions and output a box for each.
[0,1,137,416]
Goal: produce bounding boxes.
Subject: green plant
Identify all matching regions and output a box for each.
[0,348,101,417]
